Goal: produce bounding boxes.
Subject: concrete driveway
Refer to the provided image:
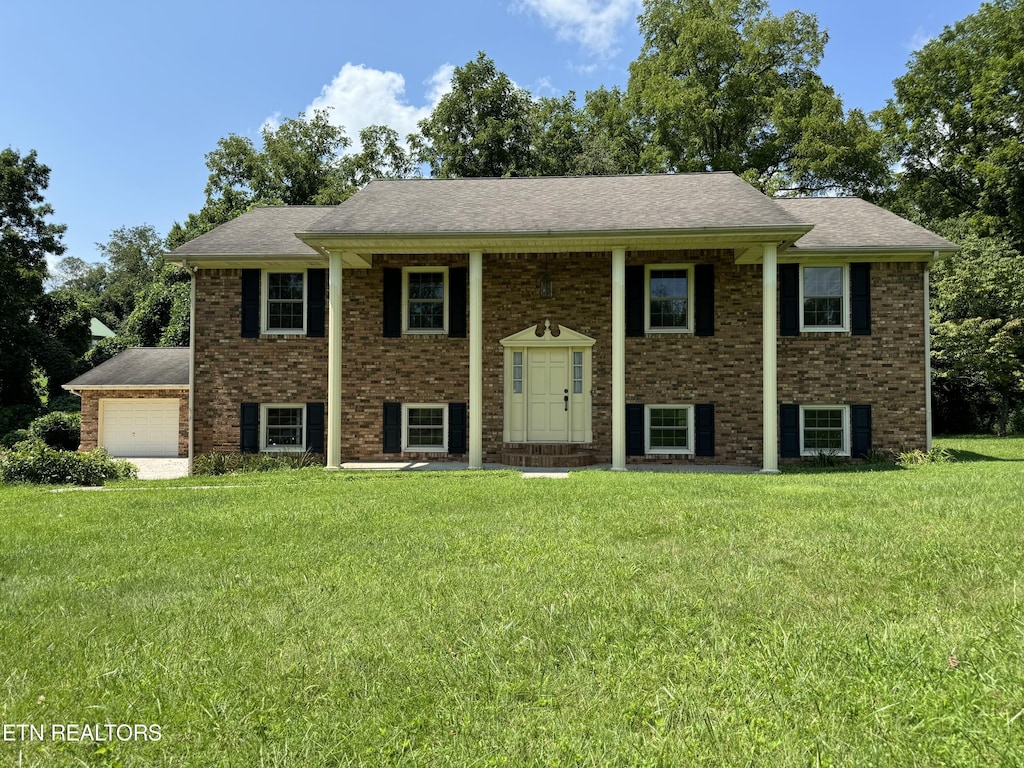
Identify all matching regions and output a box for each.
[126,458,190,480]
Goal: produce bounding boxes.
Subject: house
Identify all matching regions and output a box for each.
[63,347,189,457]
[90,317,115,347]
[166,173,958,471]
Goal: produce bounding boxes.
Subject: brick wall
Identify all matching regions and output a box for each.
[78,388,189,457]
[191,255,929,465]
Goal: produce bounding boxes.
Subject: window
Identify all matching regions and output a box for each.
[645,405,694,454]
[261,405,305,451]
[403,268,448,333]
[512,352,523,394]
[645,264,694,332]
[402,404,447,452]
[263,271,306,333]
[801,405,849,456]
[572,351,583,394]
[801,265,848,331]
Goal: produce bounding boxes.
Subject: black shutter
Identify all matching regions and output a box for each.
[448,402,467,454]
[626,265,645,337]
[694,264,715,337]
[626,403,645,456]
[306,268,326,338]
[851,404,872,458]
[780,403,800,458]
[383,268,402,338]
[383,402,401,453]
[240,402,259,454]
[851,263,871,336]
[241,269,260,338]
[695,403,715,457]
[306,402,325,454]
[449,267,467,338]
[779,264,800,337]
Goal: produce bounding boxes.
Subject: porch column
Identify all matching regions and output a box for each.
[469,251,483,468]
[761,243,780,473]
[326,251,343,470]
[611,247,626,470]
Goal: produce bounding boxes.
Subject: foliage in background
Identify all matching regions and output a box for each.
[0,148,68,410]
[0,443,135,485]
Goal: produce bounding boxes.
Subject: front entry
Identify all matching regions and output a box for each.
[527,349,570,441]
[500,321,594,445]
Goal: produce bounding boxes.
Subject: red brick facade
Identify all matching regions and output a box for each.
[78,388,189,457]
[190,252,929,466]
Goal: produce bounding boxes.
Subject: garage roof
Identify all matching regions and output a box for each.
[63,348,190,389]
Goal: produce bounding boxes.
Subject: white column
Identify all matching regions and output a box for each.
[924,264,933,451]
[611,247,626,470]
[326,252,343,470]
[761,243,780,473]
[469,251,483,468]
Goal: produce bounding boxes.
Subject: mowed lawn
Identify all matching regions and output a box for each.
[2,438,1023,767]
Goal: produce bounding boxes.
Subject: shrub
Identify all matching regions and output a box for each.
[0,429,32,449]
[28,411,82,451]
[191,451,322,476]
[895,447,954,468]
[0,443,137,486]
[0,404,39,437]
[45,394,82,414]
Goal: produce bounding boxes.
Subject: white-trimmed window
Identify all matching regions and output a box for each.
[801,265,848,332]
[645,405,694,454]
[403,267,448,333]
[263,271,306,333]
[261,404,305,451]
[645,264,694,332]
[800,405,850,456]
[402,404,447,452]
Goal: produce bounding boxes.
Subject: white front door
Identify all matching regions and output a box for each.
[526,348,570,441]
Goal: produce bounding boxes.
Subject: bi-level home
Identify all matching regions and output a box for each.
[155,172,956,471]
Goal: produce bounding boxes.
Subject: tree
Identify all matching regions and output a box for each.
[878,0,1024,248]
[94,224,166,323]
[342,125,417,188]
[627,0,889,195]
[0,148,66,409]
[930,229,1024,435]
[411,52,536,178]
[170,110,353,247]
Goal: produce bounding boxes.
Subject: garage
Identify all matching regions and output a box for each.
[100,399,181,457]
[63,348,190,458]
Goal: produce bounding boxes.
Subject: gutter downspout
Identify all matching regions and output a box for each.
[925,252,935,450]
[182,258,197,472]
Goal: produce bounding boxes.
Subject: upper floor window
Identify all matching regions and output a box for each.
[801,265,848,332]
[403,268,448,334]
[263,271,306,334]
[645,264,693,333]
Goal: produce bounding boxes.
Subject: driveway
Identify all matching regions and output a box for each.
[127,458,190,480]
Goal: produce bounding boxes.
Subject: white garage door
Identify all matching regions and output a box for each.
[101,399,180,457]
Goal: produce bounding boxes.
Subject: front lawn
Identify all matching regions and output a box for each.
[1,438,1022,766]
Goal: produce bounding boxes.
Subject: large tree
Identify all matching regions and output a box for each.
[627,0,889,195]
[169,110,353,248]
[411,52,536,178]
[0,148,67,409]
[878,0,1024,248]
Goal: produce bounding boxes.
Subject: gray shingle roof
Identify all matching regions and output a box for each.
[169,206,335,257]
[64,348,190,388]
[776,197,959,252]
[303,173,805,235]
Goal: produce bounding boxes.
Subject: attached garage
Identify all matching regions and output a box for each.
[99,399,181,457]
[63,348,190,458]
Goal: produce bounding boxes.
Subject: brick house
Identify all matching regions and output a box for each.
[168,173,958,471]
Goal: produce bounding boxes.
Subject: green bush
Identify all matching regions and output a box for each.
[0,404,39,437]
[0,429,32,449]
[896,447,954,468]
[28,411,81,451]
[191,451,321,476]
[45,394,82,414]
[0,443,137,486]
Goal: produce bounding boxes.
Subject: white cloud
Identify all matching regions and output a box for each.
[301,62,454,153]
[907,27,937,53]
[514,0,640,55]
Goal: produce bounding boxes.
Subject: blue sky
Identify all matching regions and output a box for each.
[2,0,981,268]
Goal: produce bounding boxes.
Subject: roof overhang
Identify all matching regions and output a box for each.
[297,225,814,262]
[61,384,189,395]
[758,246,960,265]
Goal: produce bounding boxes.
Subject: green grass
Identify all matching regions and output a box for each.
[2,438,1023,766]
